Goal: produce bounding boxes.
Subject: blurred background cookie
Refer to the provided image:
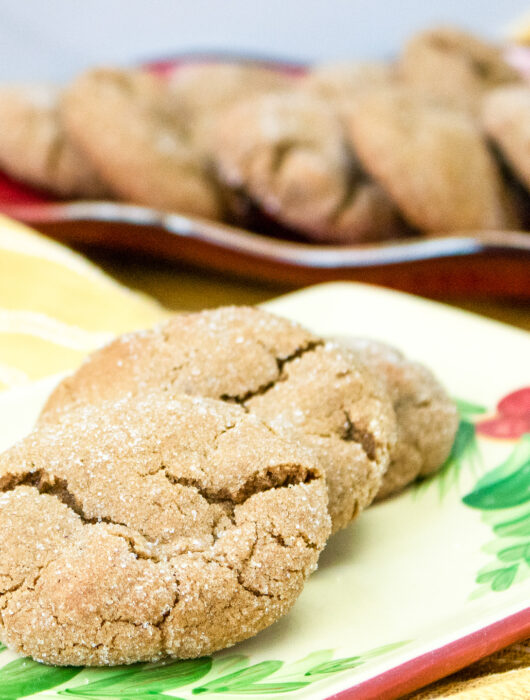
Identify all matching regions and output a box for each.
[298,61,396,105]
[212,91,404,243]
[0,84,107,198]
[482,84,530,194]
[61,68,223,219]
[400,26,521,114]
[342,86,519,232]
[167,62,293,152]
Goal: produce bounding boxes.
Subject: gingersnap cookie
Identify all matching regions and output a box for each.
[61,68,222,219]
[400,26,520,113]
[167,62,293,152]
[0,390,330,665]
[211,92,403,243]
[337,338,459,500]
[0,84,107,198]
[482,85,530,193]
[342,86,518,232]
[40,306,397,533]
[299,61,395,104]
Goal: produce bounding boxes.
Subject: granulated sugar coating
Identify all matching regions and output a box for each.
[41,306,317,418]
[41,306,397,532]
[339,338,459,500]
[0,392,330,666]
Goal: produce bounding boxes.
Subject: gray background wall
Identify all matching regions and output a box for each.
[0,0,527,82]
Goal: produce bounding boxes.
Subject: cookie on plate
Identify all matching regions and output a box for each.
[482,85,530,193]
[61,68,222,219]
[211,92,404,243]
[0,391,330,665]
[41,306,397,533]
[400,26,520,113]
[338,338,459,500]
[167,62,293,152]
[342,86,518,232]
[0,84,107,197]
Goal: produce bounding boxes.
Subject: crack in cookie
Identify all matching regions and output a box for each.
[337,336,459,500]
[162,463,318,506]
[0,391,330,665]
[221,339,323,403]
[40,307,397,533]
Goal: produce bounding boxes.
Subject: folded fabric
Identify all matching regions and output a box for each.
[0,215,165,391]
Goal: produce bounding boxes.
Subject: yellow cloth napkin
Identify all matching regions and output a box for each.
[0,215,166,391]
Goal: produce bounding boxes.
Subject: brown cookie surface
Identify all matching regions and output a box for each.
[41,306,397,533]
[343,86,518,232]
[482,85,530,193]
[339,338,459,500]
[168,62,293,152]
[61,68,222,218]
[0,391,330,665]
[299,61,395,104]
[0,84,107,197]
[400,26,520,113]
[212,92,403,243]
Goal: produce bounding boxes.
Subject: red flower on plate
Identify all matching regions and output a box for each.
[476,388,530,440]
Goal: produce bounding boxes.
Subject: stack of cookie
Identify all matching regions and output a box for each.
[0,306,458,665]
[0,25,528,244]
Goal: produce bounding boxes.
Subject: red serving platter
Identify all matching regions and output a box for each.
[0,55,529,298]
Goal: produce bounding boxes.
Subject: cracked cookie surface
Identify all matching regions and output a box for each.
[61,68,222,218]
[339,338,459,500]
[211,92,403,243]
[41,306,397,532]
[0,391,330,665]
[0,84,107,198]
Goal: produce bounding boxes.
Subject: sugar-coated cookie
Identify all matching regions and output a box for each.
[0,391,330,665]
[338,338,459,500]
[41,306,397,533]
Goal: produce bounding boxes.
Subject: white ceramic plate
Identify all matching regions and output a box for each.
[0,282,529,700]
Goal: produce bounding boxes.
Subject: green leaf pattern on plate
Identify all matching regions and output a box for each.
[62,657,212,696]
[0,395,502,695]
[0,641,409,698]
[463,435,530,510]
[463,434,530,595]
[0,658,81,699]
[191,661,283,694]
